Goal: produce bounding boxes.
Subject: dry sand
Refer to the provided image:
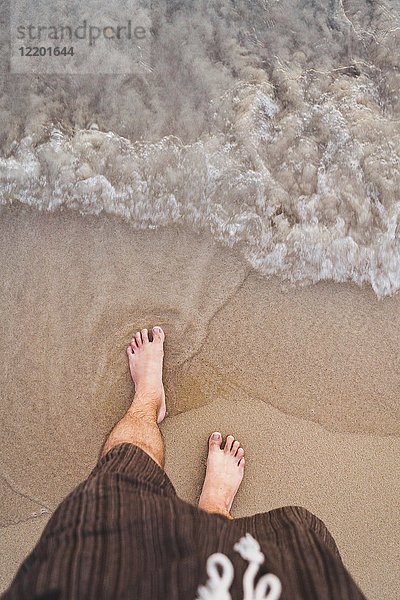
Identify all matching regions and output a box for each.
[0,205,399,599]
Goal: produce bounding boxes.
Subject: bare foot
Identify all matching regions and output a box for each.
[198,433,245,519]
[126,326,166,423]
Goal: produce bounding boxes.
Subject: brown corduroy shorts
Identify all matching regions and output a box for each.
[2,442,367,600]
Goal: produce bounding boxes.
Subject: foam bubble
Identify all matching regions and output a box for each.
[1,0,399,298]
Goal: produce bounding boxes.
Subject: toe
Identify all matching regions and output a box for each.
[209,432,222,451]
[152,326,165,343]
[232,441,240,456]
[236,448,244,461]
[224,435,235,453]
[141,328,149,343]
[127,345,134,357]
[238,457,245,470]
[135,331,142,347]
[131,338,138,350]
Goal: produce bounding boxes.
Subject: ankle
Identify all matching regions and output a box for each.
[198,500,233,519]
[128,397,158,422]
[134,385,162,405]
[198,493,232,519]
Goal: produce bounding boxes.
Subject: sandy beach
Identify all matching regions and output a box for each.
[0,205,399,599]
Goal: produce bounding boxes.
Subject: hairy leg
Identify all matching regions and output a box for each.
[100,326,166,469]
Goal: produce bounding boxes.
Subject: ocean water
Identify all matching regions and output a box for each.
[1,0,400,298]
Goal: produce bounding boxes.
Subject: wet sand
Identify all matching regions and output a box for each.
[0,205,399,599]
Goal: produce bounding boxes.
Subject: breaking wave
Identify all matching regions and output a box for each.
[1,0,400,298]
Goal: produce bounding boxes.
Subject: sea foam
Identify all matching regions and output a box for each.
[1,0,400,298]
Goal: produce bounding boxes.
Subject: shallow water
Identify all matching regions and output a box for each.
[1,0,400,297]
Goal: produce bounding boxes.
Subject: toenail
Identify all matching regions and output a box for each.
[212,433,220,440]
[153,327,161,333]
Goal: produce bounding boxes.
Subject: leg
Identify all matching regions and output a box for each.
[198,433,245,519]
[101,326,167,469]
